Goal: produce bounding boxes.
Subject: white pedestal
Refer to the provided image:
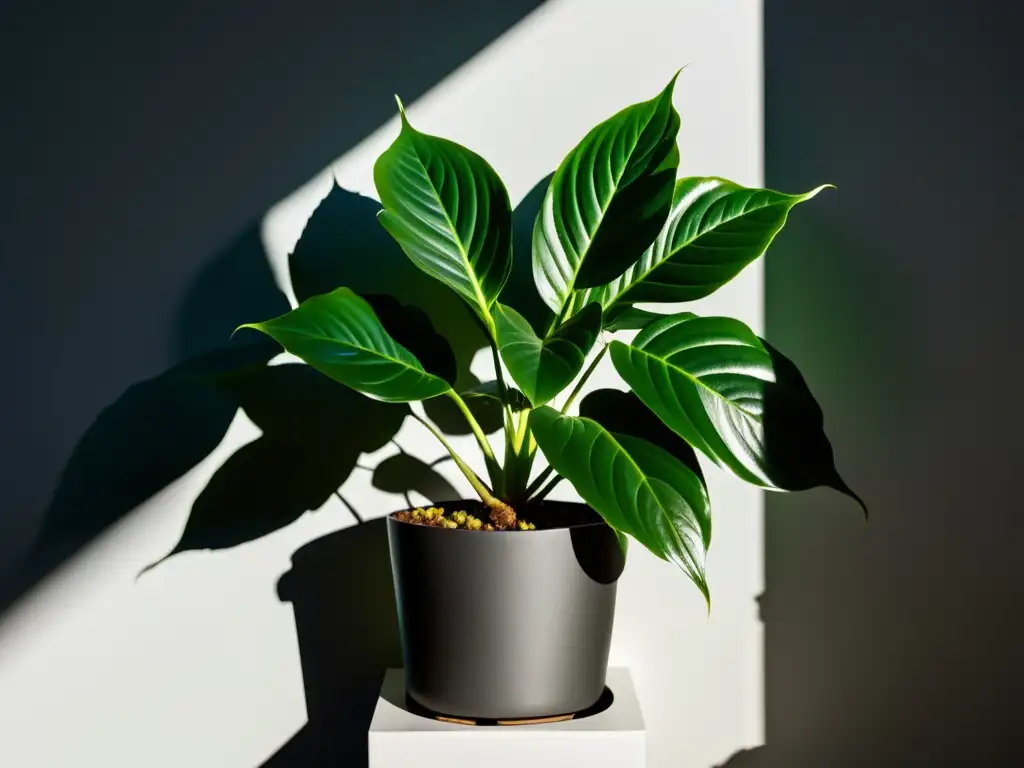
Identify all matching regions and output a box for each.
[368,668,646,767]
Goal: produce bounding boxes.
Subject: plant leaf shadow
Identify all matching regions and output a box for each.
[10,116,561,767]
[144,363,412,568]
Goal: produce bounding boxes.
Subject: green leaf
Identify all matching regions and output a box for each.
[374,100,513,330]
[579,389,706,505]
[603,305,668,332]
[237,287,451,402]
[461,380,530,412]
[494,303,602,407]
[533,74,681,317]
[609,313,866,514]
[531,406,711,604]
[585,178,829,311]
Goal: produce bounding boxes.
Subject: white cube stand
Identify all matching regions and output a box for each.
[368,668,645,767]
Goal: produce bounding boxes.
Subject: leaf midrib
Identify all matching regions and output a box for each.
[275,328,434,378]
[556,106,663,313]
[555,413,705,566]
[406,138,491,318]
[606,188,805,309]
[626,340,765,422]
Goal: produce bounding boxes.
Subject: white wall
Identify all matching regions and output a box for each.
[0,2,763,766]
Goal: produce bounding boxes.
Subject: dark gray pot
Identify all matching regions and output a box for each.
[386,501,624,720]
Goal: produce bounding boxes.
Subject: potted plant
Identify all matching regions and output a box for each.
[237,72,866,721]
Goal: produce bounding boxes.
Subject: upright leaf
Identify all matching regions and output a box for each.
[533,75,681,317]
[585,178,828,311]
[494,303,602,406]
[237,288,451,402]
[610,313,865,514]
[374,100,513,331]
[531,406,711,604]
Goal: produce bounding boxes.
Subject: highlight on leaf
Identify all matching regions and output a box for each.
[582,178,832,314]
[532,73,681,321]
[530,406,711,606]
[236,287,451,403]
[494,302,602,407]
[610,312,865,516]
[374,98,513,335]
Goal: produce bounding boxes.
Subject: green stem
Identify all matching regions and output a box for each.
[526,465,555,497]
[412,412,499,506]
[512,407,532,455]
[489,342,517,451]
[561,343,608,413]
[531,472,564,502]
[445,390,497,464]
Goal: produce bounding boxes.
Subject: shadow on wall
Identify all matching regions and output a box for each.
[7,172,552,763]
[263,518,401,768]
[11,169,555,607]
[9,184,493,603]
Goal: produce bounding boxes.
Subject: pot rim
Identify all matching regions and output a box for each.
[386,499,609,533]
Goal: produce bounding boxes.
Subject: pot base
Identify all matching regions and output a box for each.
[404,686,614,726]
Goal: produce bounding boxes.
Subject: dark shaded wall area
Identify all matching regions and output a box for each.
[762,1,1021,765]
[0,0,544,591]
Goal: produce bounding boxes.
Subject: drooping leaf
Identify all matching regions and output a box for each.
[609,313,866,514]
[579,388,705,493]
[585,178,829,312]
[374,101,512,329]
[237,287,450,402]
[531,406,711,604]
[533,75,681,317]
[461,380,530,412]
[494,302,602,406]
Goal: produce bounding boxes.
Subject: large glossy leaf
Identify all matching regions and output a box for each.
[531,406,711,604]
[494,303,602,406]
[609,313,865,514]
[582,178,828,312]
[238,287,450,402]
[579,389,705,496]
[533,75,681,317]
[374,101,512,329]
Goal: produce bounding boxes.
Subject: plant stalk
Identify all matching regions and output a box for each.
[412,412,500,506]
[561,343,608,413]
[445,390,497,464]
[488,341,519,458]
[526,465,555,497]
[531,472,564,502]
